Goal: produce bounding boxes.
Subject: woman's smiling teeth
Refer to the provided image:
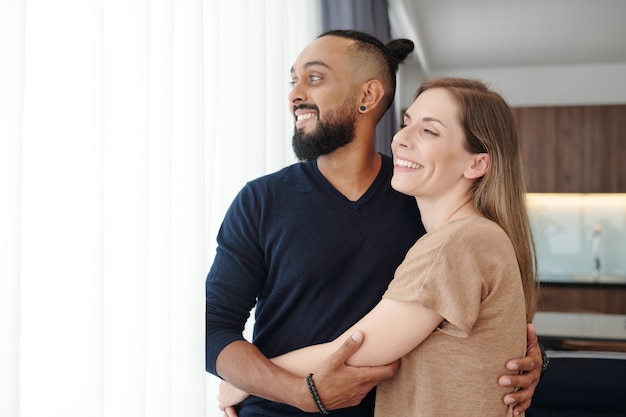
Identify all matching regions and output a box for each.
[396,158,423,169]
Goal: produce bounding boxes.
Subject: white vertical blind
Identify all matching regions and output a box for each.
[0,1,26,416]
[204,0,322,413]
[0,0,321,416]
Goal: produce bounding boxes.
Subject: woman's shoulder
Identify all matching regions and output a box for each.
[425,217,510,252]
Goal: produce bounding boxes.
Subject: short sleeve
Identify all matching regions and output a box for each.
[383,220,510,338]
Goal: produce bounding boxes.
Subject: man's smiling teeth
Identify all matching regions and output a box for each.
[396,159,423,169]
[297,113,316,121]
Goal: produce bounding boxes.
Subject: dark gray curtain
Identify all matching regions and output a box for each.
[322,0,396,156]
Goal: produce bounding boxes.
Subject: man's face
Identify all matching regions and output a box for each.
[291,92,357,161]
[288,36,359,161]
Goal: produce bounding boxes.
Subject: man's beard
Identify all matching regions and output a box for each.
[292,103,357,162]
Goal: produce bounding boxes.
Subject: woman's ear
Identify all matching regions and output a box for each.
[358,79,385,113]
[464,153,490,179]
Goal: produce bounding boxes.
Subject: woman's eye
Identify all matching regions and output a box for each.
[424,128,437,135]
[309,75,322,82]
[399,123,407,129]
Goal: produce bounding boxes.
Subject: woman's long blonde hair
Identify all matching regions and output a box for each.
[415,77,538,322]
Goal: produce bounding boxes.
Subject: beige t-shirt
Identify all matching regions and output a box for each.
[375,217,527,417]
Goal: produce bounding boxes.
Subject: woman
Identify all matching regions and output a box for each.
[221,77,539,416]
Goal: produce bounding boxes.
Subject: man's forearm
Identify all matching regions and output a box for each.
[215,340,317,412]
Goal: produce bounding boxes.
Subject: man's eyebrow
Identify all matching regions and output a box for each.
[290,61,333,75]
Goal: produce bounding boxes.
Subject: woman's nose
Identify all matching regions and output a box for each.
[392,130,409,148]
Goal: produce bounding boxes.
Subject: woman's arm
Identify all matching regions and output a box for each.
[218,299,441,411]
[272,298,443,376]
[218,329,400,412]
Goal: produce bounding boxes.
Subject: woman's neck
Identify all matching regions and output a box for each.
[417,196,483,232]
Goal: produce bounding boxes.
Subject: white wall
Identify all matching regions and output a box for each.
[397,61,626,109]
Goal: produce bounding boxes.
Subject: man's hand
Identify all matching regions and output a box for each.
[499,323,543,416]
[309,331,399,411]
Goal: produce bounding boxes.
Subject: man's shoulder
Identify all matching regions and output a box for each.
[243,161,315,194]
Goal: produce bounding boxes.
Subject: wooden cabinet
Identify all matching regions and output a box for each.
[537,283,626,315]
[511,105,626,193]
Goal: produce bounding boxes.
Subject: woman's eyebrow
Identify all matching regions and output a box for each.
[422,116,446,127]
[403,113,446,128]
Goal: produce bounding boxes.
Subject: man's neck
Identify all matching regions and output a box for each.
[316,144,382,202]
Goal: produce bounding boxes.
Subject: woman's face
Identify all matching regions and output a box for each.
[391,88,477,199]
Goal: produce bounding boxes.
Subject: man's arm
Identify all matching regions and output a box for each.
[218,298,441,413]
[498,323,544,416]
[216,340,314,411]
[216,334,398,413]
[208,187,397,413]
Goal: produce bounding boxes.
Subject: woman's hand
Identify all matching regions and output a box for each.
[218,380,249,415]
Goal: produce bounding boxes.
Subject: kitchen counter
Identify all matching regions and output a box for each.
[535,312,626,341]
[539,273,626,286]
[534,311,626,352]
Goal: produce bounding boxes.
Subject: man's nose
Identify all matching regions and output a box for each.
[288,82,306,104]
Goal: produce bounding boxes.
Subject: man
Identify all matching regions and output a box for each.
[206,30,543,417]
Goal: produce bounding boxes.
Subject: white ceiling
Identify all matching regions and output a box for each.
[388,0,626,73]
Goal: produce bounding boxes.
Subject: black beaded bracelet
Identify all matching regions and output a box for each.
[539,343,549,380]
[306,373,329,415]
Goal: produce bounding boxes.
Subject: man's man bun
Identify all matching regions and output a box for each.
[386,39,415,69]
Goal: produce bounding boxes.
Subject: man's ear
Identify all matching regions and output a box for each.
[464,153,490,179]
[358,79,385,113]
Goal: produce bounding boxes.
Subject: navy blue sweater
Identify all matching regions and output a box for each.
[206,155,425,416]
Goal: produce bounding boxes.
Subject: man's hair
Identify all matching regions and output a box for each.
[318,30,414,114]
